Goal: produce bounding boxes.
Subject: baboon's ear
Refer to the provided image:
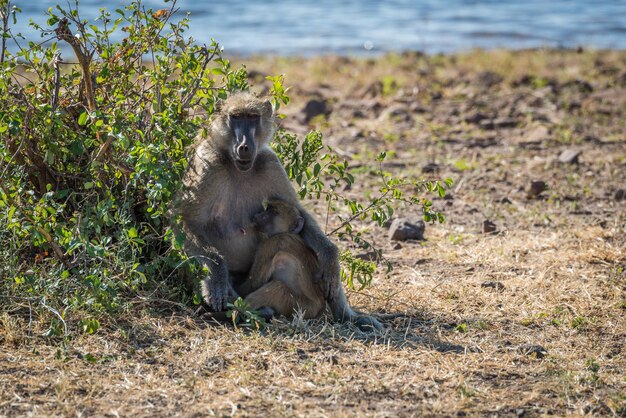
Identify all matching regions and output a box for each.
[291,216,304,234]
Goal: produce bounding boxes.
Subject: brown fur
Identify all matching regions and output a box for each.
[179,92,382,330]
[239,200,324,319]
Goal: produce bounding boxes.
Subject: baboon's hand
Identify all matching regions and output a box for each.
[203,280,239,312]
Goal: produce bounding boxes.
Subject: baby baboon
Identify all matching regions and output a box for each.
[239,199,324,319]
[179,92,381,331]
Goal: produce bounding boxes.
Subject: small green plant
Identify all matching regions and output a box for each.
[226,298,267,330]
[579,358,601,385]
[571,316,587,331]
[455,323,468,333]
[381,75,400,96]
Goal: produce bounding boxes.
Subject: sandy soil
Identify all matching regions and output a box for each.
[1,48,625,417]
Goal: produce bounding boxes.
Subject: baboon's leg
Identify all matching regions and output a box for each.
[236,242,279,296]
[245,252,324,319]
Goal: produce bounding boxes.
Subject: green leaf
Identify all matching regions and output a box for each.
[78,112,88,126]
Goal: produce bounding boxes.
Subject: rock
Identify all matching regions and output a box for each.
[481,281,505,291]
[526,180,548,199]
[482,220,497,234]
[558,148,582,164]
[464,111,489,124]
[614,189,626,201]
[500,196,512,204]
[523,125,550,143]
[618,70,626,87]
[302,99,330,123]
[379,104,413,125]
[338,98,383,119]
[421,162,440,173]
[355,251,379,261]
[475,71,503,88]
[479,117,518,130]
[559,79,593,94]
[392,243,403,250]
[388,218,425,241]
[519,344,547,359]
[493,117,519,129]
[360,80,383,98]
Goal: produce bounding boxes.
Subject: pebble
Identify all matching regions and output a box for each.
[482,220,497,233]
[526,180,548,198]
[388,218,425,241]
[421,162,440,173]
[523,125,550,143]
[481,281,505,291]
[519,344,548,359]
[302,99,329,123]
[558,148,582,164]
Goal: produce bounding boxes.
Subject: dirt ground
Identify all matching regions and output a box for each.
[1,48,625,417]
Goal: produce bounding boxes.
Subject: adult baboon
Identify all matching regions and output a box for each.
[240,199,324,319]
[180,92,381,330]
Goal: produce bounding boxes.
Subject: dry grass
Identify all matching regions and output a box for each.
[2,48,626,417]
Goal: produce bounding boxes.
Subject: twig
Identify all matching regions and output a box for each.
[51,52,62,112]
[181,45,219,109]
[55,18,96,112]
[327,190,390,236]
[40,297,68,336]
[0,1,9,64]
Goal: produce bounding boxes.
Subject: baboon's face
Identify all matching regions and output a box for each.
[252,200,304,236]
[227,109,261,172]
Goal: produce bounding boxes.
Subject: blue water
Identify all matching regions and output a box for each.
[13,0,626,55]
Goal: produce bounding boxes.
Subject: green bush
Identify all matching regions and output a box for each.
[0,0,449,337]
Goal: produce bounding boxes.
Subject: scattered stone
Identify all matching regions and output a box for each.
[482,220,497,234]
[516,408,526,417]
[526,180,548,199]
[408,102,427,113]
[618,70,626,87]
[558,148,582,164]
[479,117,518,130]
[388,218,425,241]
[559,78,593,94]
[492,117,519,129]
[246,69,267,81]
[519,344,548,359]
[379,104,413,124]
[355,251,379,261]
[421,162,440,173]
[481,281,505,291]
[523,125,550,144]
[360,80,383,98]
[296,348,308,360]
[302,98,330,123]
[464,111,489,124]
[615,189,626,201]
[475,71,503,88]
